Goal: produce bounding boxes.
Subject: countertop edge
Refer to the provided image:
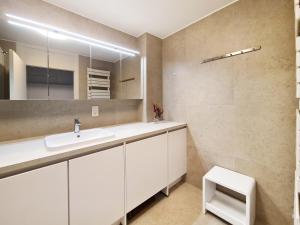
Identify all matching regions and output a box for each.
[0,123,187,178]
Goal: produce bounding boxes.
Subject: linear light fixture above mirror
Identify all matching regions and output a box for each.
[6,14,139,56]
[8,20,69,40]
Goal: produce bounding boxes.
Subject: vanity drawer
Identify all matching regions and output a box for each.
[126,133,168,212]
[0,162,68,225]
[69,146,125,225]
[168,128,187,185]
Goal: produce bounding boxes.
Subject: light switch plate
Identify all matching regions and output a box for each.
[92,106,99,117]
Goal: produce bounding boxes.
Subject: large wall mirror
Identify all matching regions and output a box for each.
[0,13,142,100]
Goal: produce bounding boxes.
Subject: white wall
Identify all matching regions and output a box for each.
[9,49,27,100]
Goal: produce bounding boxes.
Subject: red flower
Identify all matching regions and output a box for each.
[153,104,163,119]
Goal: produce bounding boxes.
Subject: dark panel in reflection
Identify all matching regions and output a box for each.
[27,66,74,100]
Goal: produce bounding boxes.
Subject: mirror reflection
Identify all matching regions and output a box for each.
[47,33,89,100]
[0,13,141,100]
[117,54,141,99]
[0,15,48,100]
[90,47,141,100]
[86,47,119,100]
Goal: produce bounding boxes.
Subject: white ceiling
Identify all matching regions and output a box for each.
[42,0,238,39]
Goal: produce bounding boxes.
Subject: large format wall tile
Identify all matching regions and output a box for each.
[0,100,140,141]
[162,0,296,224]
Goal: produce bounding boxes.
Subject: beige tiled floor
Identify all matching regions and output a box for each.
[128,182,228,225]
[128,182,264,225]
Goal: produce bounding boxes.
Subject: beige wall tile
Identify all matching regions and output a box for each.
[137,33,163,122]
[162,0,296,224]
[0,99,141,141]
[235,158,294,225]
[146,34,163,121]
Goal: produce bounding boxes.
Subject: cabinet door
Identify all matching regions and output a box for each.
[0,162,68,225]
[126,133,167,212]
[168,128,187,184]
[69,146,124,225]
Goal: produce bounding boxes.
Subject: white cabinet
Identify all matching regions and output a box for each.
[69,146,125,225]
[168,128,187,185]
[126,133,168,212]
[0,125,187,225]
[0,162,68,225]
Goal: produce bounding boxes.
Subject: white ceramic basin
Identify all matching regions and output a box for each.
[45,128,115,151]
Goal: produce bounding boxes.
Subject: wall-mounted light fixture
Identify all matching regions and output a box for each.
[8,20,68,40]
[6,14,139,57]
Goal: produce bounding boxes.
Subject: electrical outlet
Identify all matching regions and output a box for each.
[92,106,99,117]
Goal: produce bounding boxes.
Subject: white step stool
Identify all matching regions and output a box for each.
[203,166,256,225]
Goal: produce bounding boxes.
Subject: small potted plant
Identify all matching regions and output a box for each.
[153,104,163,121]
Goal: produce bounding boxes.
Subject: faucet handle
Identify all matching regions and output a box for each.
[74,118,80,124]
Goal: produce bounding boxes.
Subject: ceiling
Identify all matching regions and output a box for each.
[42,0,238,39]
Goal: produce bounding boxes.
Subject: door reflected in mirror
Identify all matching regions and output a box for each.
[0,12,141,100]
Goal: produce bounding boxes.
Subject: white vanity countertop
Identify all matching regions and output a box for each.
[0,121,186,178]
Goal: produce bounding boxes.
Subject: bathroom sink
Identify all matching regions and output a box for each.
[45,128,115,151]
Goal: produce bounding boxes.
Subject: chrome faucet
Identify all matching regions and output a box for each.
[74,118,81,135]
